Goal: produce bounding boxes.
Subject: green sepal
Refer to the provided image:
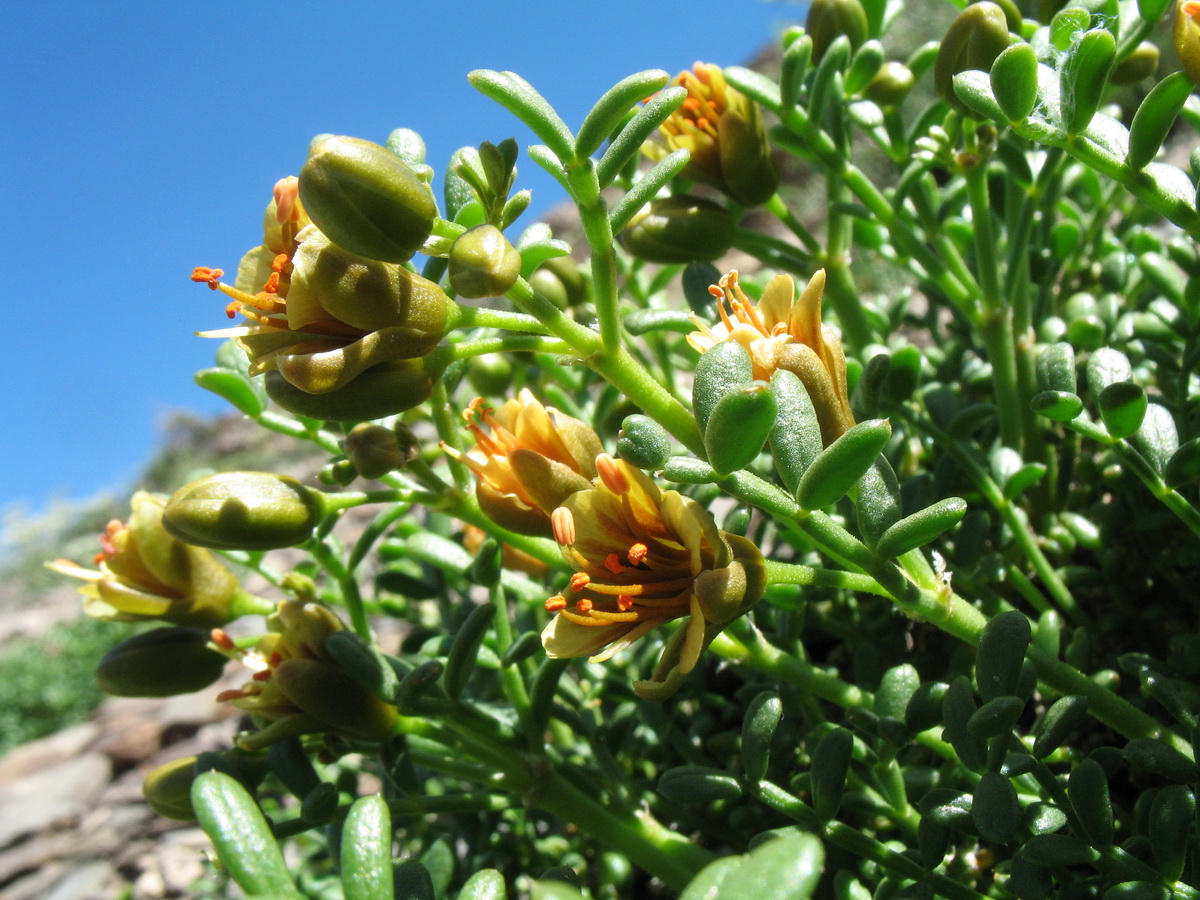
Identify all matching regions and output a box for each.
[1097,382,1148,439]
[768,371,823,495]
[874,497,967,560]
[192,771,304,899]
[194,368,266,417]
[693,341,754,435]
[342,794,395,900]
[1060,29,1116,134]
[324,630,401,704]
[1124,738,1200,783]
[1134,404,1179,475]
[967,695,1025,739]
[797,418,892,510]
[990,43,1039,122]
[576,69,670,160]
[704,381,777,475]
[444,603,496,701]
[1149,785,1195,881]
[459,869,508,900]
[1068,757,1115,847]
[976,610,1030,702]
[1032,695,1089,758]
[1087,347,1133,397]
[657,765,744,803]
[1127,72,1195,170]
[811,727,854,821]
[742,691,783,783]
[1031,390,1084,422]
[942,675,988,773]
[300,782,338,825]
[1036,342,1077,393]
[972,771,1020,842]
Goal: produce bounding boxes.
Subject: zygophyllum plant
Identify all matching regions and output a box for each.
[46,1,1200,897]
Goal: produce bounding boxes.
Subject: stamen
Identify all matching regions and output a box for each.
[551,507,576,546]
[604,553,625,575]
[545,595,567,612]
[191,267,225,290]
[274,176,300,224]
[569,572,591,592]
[215,689,246,703]
[252,669,272,682]
[211,629,236,651]
[596,454,630,494]
[617,594,634,611]
[627,543,649,566]
[575,599,594,613]
[583,575,696,597]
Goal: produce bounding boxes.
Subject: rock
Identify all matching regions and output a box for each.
[0,722,99,784]
[0,752,111,849]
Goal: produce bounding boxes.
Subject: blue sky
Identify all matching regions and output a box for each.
[1,1,800,527]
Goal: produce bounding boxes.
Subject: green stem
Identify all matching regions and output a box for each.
[823,180,874,353]
[448,305,554,334]
[446,335,572,360]
[578,196,622,355]
[763,559,890,597]
[764,191,822,255]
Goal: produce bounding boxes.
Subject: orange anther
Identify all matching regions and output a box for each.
[191,267,225,289]
[627,543,649,566]
[605,553,624,575]
[596,454,630,495]
[215,689,245,703]
[545,595,567,612]
[211,629,236,651]
[263,271,281,294]
[551,507,576,546]
[617,594,634,611]
[252,669,272,682]
[575,599,594,614]
[225,300,242,319]
[569,572,591,592]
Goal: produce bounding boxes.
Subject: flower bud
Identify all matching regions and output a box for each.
[624,196,736,264]
[273,658,398,742]
[163,472,325,551]
[143,756,199,820]
[299,135,437,263]
[806,0,869,63]
[265,356,438,421]
[862,60,915,106]
[343,422,418,478]
[528,256,588,309]
[934,3,1013,116]
[1176,2,1200,87]
[448,224,522,298]
[96,628,228,697]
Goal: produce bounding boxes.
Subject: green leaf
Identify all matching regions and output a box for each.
[300,782,338,825]
[742,691,783,783]
[905,681,949,732]
[596,86,686,187]
[194,368,265,417]
[991,43,1039,122]
[1086,347,1133,397]
[1022,834,1100,866]
[394,859,435,900]
[976,610,1030,702]
[1031,390,1084,422]
[395,659,444,714]
[693,341,754,435]
[780,34,814,109]
[268,738,321,799]
[875,664,921,721]
[967,695,1025,739]
[1128,72,1195,170]
[1032,695,1089,758]
[444,603,496,701]
[972,771,1020,842]
[797,419,892,510]
[811,727,854,821]
[458,869,507,900]
[1134,404,1180,475]
[953,70,1007,124]
[769,371,824,494]
[1061,29,1116,134]
[704,381,778,475]
[718,832,824,900]
[342,795,395,900]
[874,497,967,559]
[942,676,988,773]
[853,457,902,547]
[1125,738,1200,783]
[679,857,742,900]
[1036,342,1077,393]
[1068,758,1115,847]
[845,39,885,95]
[658,765,744,803]
[1002,463,1047,500]
[1103,884,1171,900]
[617,414,672,470]
[1097,382,1147,439]
[468,70,575,164]
[192,771,303,899]
[1137,0,1172,20]
[723,66,783,113]
[1050,7,1090,53]
[576,69,670,161]
[607,149,691,234]
[324,631,401,703]
[1165,437,1200,488]
[1149,785,1195,881]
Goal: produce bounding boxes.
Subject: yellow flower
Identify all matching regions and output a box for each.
[47,491,250,628]
[541,455,765,701]
[646,63,779,207]
[690,269,855,446]
[192,177,449,397]
[212,600,396,751]
[446,389,603,537]
[1175,0,1200,86]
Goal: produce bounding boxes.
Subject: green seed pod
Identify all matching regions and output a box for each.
[703,380,778,475]
[163,472,326,551]
[449,224,522,298]
[96,627,227,697]
[265,357,438,421]
[617,414,673,470]
[1175,1,1200,87]
[806,0,869,63]
[862,61,916,106]
[143,756,200,820]
[623,196,736,264]
[299,135,437,263]
[344,423,405,479]
[934,3,1012,117]
[1112,41,1160,85]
